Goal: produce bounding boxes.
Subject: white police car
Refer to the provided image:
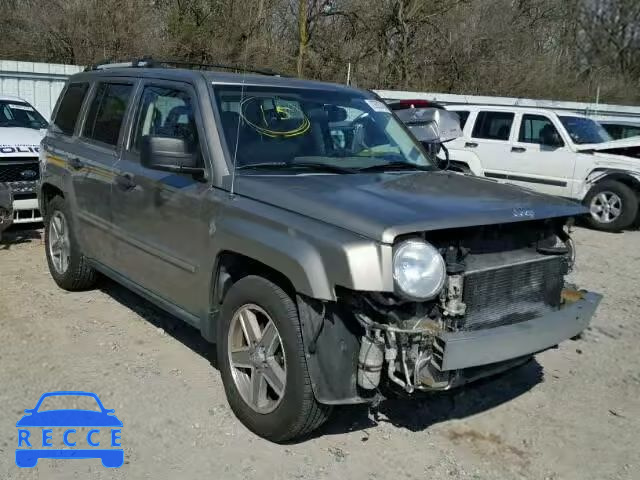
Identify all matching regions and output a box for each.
[0,95,48,224]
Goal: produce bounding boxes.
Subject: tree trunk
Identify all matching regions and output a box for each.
[297,0,308,77]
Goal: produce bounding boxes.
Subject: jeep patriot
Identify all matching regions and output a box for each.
[38,60,601,441]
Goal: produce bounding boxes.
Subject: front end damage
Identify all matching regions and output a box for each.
[301,219,601,404]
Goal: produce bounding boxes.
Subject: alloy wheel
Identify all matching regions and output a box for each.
[590,191,622,224]
[227,304,287,414]
[48,211,71,275]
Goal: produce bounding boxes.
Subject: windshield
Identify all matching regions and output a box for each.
[36,394,101,412]
[213,85,434,173]
[559,116,612,144]
[0,101,48,129]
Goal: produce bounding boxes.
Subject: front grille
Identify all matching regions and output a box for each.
[462,256,564,330]
[0,159,40,183]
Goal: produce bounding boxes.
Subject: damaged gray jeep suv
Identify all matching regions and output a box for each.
[39,60,601,442]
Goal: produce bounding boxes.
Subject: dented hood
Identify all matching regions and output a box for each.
[576,136,640,157]
[235,171,587,243]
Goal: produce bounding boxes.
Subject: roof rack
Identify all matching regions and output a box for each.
[84,57,283,77]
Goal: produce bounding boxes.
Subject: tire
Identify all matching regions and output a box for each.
[217,275,331,442]
[44,195,98,290]
[583,180,638,231]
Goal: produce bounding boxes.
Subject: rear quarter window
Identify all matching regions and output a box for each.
[83,83,133,146]
[52,83,89,136]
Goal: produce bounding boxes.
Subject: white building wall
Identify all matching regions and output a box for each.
[0,60,83,120]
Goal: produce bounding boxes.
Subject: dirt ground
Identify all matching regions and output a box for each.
[0,225,638,480]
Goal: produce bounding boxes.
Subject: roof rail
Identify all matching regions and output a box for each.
[84,57,283,76]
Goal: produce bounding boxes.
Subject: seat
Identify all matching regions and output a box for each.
[495,124,510,140]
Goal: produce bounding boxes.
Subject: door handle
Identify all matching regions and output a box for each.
[511,147,526,153]
[465,142,478,148]
[68,157,84,170]
[115,174,136,191]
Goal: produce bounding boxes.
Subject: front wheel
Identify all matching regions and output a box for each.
[217,276,331,442]
[584,180,638,231]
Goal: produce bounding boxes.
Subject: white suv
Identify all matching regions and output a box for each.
[444,105,640,231]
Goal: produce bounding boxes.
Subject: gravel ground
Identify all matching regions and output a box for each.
[0,225,638,480]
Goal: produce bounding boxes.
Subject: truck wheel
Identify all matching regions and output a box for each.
[217,275,331,442]
[584,180,638,231]
[44,196,97,290]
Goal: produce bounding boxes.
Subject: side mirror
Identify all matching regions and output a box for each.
[140,136,203,174]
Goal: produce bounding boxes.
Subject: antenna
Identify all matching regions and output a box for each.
[229,41,251,198]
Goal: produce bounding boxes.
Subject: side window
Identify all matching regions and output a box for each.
[52,83,89,135]
[83,83,133,146]
[132,85,199,157]
[519,114,563,146]
[455,110,470,130]
[472,111,514,141]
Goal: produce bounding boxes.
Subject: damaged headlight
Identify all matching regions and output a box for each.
[393,239,446,300]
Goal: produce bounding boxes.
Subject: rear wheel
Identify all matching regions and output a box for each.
[217,276,331,442]
[584,180,638,231]
[44,196,98,290]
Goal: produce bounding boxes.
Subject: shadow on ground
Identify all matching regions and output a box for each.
[317,359,543,440]
[0,224,42,250]
[100,276,543,440]
[100,278,215,365]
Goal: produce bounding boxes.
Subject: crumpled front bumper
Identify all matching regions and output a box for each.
[435,291,602,371]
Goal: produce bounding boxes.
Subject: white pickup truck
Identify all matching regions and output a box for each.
[443,105,640,231]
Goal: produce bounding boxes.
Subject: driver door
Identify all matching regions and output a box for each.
[109,80,211,315]
[507,113,575,197]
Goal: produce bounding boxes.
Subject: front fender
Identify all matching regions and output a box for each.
[213,216,333,299]
[207,196,394,302]
[578,168,640,199]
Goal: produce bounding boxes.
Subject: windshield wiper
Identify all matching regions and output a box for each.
[237,162,355,174]
[356,161,433,173]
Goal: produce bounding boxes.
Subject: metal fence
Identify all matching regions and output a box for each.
[0,60,83,120]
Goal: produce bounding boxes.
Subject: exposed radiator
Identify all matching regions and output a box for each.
[462,255,564,330]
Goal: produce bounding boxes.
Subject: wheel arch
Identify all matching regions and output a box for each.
[201,249,311,343]
[39,182,65,219]
[585,169,640,194]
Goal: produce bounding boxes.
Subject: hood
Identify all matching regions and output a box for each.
[0,127,45,158]
[235,171,587,243]
[576,136,640,156]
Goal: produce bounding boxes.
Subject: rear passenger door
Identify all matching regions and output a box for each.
[109,80,211,316]
[464,111,516,176]
[75,81,135,262]
[43,80,134,264]
[507,113,575,197]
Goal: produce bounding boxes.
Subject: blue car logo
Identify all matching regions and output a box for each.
[16,391,123,468]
